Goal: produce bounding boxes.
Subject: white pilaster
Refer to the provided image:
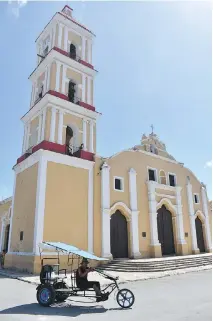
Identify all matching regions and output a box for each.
[33,155,48,255]
[52,24,56,48]
[201,186,212,251]
[89,120,94,153]
[37,114,42,144]
[82,74,86,102]
[49,107,57,142]
[147,181,160,246]
[57,110,64,145]
[83,119,87,150]
[41,108,47,142]
[175,187,186,244]
[22,125,27,153]
[45,64,50,93]
[64,26,68,51]
[82,36,86,60]
[129,168,141,257]
[101,163,112,258]
[87,39,92,64]
[58,23,63,49]
[30,84,35,107]
[87,77,92,105]
[55,62,60,92]
[26,123,31,151]
[186,179,199,252]
[61,65,67,94]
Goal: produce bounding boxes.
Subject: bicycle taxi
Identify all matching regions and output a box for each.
[36,242,135,309]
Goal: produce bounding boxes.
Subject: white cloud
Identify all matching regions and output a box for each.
[204,161,212,169]
[8,0,28,18]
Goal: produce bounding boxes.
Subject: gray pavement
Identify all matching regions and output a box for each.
[0,270,211,321]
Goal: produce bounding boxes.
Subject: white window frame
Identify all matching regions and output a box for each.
[168,172,177,187]
[147,167,158,183]
[194,193,200,204]
[113,176,124,192]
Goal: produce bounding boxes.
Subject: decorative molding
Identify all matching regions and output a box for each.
[156,198,177,214]
[194,210,206,222]
[110,202,132,216]
[155,193,175,199]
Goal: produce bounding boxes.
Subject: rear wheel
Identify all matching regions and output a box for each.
[54,282,69,302]
[37,284,56,307]
[116,288,135,309]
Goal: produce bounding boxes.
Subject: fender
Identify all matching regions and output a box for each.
[36,284,43,291]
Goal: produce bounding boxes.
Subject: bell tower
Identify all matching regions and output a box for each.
[6,6,100,273]
[19,5,99,163]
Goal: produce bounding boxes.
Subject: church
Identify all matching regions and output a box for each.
[0,6,212,273]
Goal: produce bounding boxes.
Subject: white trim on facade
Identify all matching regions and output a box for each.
[21,93,100,125]
[186,180,199,252]
[201,186,212,251]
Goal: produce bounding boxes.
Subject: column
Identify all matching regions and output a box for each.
[129,168,141,258]
[58,23,63,49]
[89,120,94,153]
[43,66,48,94]
[82,36,86,60]
[87,39,92,64]
[87,77,91,105]
[82,74,86,102]
[25,123,30,151]
[57,110,64,145]
[101,162,111,258]
[45,64,50,93]
[41,108,47,142]
[55,62,60,92]
[30,84,35,107]
[64,26,68,52]
[51,25,56,48]
[147,181,160,246]
[61,65,67,95]
[83,119,87,150]
[201,186,212,251]
[37,114,42,144]
[186,178,199,253]
[22,125,27,153]
[49,107,57,142]
[175,187,186,244]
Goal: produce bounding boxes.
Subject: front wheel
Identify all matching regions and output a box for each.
[116,288,135,309]
[37,284,56,307]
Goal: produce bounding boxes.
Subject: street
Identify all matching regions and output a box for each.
[0,270,211,321]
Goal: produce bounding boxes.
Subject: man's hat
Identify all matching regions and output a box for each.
[81,258,89,264]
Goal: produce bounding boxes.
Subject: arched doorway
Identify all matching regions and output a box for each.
[3,224,10,252]
[110,210,128,258]
[157,205,175,255]
[195,217,205,253]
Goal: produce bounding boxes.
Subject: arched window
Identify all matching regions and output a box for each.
[159,170,167,185]
[70,44,77,60]
[68,81,76,103]
[66,126,74,155]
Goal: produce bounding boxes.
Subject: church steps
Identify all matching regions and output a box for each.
[98,255,212,273]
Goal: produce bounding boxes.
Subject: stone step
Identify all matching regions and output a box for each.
[98,261,212,273]
[101,259,212,269]
[98,255,212,273]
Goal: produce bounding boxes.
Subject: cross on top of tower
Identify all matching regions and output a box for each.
[150,124,154,135]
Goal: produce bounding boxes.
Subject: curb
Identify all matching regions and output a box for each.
[0,265,211,287]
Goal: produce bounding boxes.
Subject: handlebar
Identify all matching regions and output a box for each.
[95,268,119,281]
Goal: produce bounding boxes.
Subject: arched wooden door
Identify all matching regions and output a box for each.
[110,210,128,258]
[195,217,205,253]
[157,205,175,255]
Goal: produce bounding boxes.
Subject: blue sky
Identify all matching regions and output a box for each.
[0,1,212,199]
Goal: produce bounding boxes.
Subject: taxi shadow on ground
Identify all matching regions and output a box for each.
[0,302,124,317]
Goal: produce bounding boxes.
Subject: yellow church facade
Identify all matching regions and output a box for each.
[0,6,212,273]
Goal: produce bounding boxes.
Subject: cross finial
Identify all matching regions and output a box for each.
[151,124,154,134]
